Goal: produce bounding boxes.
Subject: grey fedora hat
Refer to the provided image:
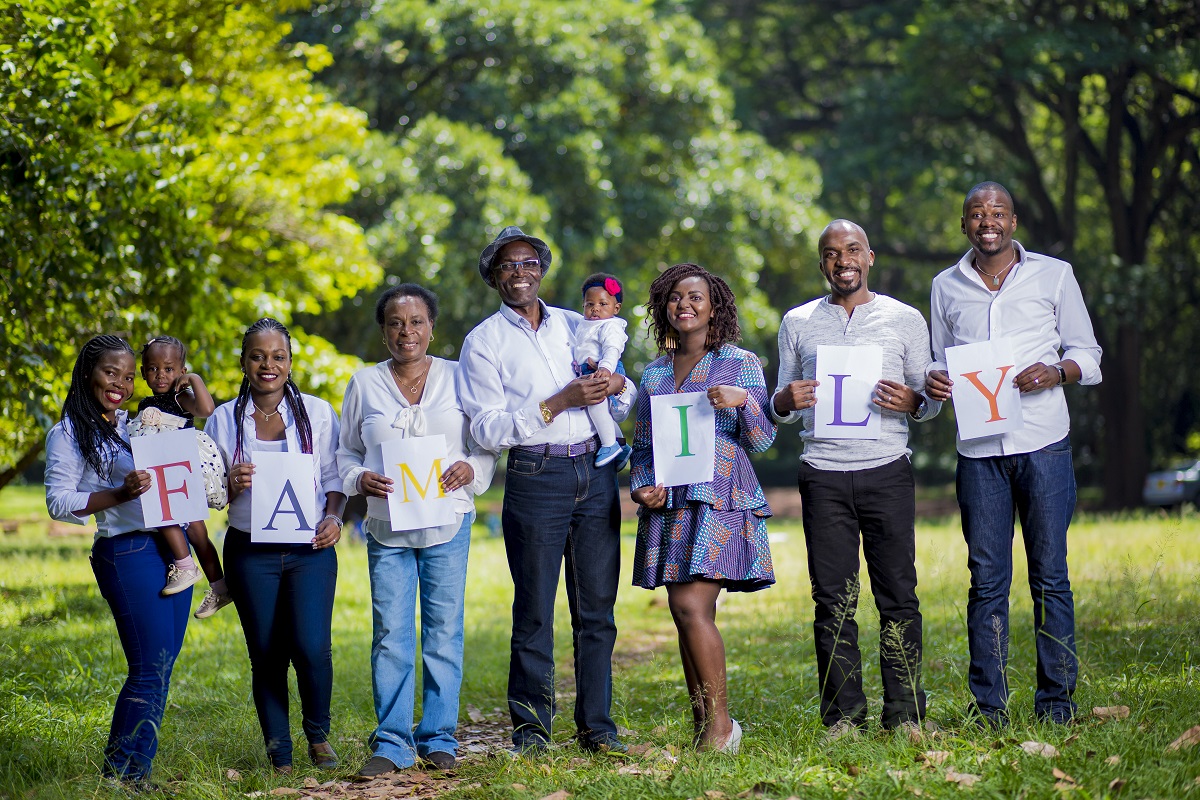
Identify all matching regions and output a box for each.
[477,225,552,281]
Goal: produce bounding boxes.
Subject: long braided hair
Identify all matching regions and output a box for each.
[232,318,313,464]
[645,263,741,354]
[61,335,136,479]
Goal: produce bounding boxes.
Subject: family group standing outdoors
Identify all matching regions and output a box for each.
[45,180,1102,788]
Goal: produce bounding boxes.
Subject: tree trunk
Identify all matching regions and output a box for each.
[0,442,44,493]
[1097,322,1147,508]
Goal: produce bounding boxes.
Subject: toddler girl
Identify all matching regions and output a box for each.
[130,336,231,619]
[575,274,633,469]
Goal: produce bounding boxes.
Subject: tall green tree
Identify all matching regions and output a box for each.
[686,0,1200,504]
[290,0,826,378]
[0,0,379,488]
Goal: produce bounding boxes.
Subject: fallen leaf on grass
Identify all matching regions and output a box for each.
[846,764,861,777]
[466,706,485,723]
[1167,725,1200,751]
[243,793,263,799]
[737,783,775,798]
[512,784,526,791]
[1104,755,1120,765]
[226,769,242,782]
[705,792,726,799]
[537,791,571,800]
[945,769,981,787]
[1053,781,1076,791]
[1021,741,1059,757]
[1052,768,1076,784]
[269,790,300,797]
[1092,706,1131,721]
[919,750,951,765]
[1108,778,1127,792]
[887,770,909,780]
[301,777,319,789]
[627,743,655,756]
[1062,734,1079,748]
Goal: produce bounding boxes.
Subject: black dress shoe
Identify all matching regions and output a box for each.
[308,741,340,770]
[424,751,457,771]
[354,755,398,780]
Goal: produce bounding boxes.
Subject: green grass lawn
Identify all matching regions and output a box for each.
[1,483,1198,799]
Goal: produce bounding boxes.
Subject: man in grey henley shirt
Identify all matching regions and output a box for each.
[771,219,940,741]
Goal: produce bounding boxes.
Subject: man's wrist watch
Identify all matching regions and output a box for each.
[911,396,928,420]
[1055,364,1068,385]
[539,401,554,424]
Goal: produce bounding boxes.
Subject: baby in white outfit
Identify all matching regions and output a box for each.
[574,274,633,469]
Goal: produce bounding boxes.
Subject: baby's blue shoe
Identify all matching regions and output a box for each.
[613,444,633,471]
[595,443,625,468]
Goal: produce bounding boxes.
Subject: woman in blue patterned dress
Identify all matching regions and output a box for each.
[630,263,777,754]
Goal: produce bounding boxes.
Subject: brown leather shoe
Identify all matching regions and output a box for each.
[308,741,340,770]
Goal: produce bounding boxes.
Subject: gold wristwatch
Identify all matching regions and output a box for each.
[539,401,554,424]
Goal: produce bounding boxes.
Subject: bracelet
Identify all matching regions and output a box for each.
[322,514,343,530]
[539,400,554,424]
[617,379,630,397]
[1055,364,1068,385]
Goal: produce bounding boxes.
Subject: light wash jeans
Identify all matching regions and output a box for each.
[366,515,472,766]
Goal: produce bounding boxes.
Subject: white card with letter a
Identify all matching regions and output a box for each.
[650,391,716,488]
[251,451,318,544]
[381,434,458,531]
[814,344,883,440]
[131,428,209,528]
[945,338,1024,440]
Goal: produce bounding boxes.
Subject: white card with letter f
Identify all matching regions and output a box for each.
[381,434,458,531]
[814,344,883,440]
[131,428,209,528]
[945,337,1024,440]
[650,391,716,487]
[251,451,317,544]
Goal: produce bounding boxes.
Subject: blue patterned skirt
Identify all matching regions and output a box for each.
[632,502,775,592]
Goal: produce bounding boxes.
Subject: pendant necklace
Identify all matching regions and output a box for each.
[253,402,281,421]
[974,251,1018,287]
[391,357,431,395]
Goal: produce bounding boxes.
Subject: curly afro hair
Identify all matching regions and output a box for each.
[644,263,740,354]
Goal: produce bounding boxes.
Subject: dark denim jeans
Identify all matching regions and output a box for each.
[502,448,621,748]
[223,528,338,767]
[798,456,926,728]
[91,532,192,781]
[957,436,1078,723]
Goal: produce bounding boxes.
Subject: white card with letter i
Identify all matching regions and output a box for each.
[650,391,716,487]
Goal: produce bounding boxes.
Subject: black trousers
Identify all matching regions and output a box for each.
[798,456,926,728]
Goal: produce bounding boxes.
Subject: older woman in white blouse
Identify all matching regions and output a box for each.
[338,284,496,778]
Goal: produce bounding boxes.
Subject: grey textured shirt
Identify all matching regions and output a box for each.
[771,293,941,471]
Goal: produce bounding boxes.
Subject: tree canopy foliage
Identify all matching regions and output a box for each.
[0,0,379,484]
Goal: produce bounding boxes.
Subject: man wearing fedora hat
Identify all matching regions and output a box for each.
[457,226,636,755]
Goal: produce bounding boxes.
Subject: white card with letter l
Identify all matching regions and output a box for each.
[381,434,458,531]
[131,428,209,528]
[945,337,1024,440]
[650,391,716,487]
[251,451,317,543]
[814,344,883,440]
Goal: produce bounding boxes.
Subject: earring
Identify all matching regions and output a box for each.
[430,333,435,341]
[664,329,678,351]
[705,323,716,349]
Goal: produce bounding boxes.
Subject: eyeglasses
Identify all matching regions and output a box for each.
[493,258,541,276]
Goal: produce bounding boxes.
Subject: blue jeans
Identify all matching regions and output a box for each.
[502,448,621,748]
[366,516,471,767]
[90,532,192,781]
[957,437,1078,722]
[223,528,338,767]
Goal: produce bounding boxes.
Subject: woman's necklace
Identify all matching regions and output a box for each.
[252,402,281,421]
[974,250,1018,287]
[391,356,431,395]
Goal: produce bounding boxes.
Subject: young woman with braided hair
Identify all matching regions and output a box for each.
[45,334,192,788]
[205,318,346,773]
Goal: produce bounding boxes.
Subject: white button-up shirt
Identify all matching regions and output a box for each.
[457,301,637,452]
[337,358,497,547]
[205,393,342,533]
[45,411,145,538]
[930,242,1102,457]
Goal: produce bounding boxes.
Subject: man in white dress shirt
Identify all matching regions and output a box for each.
[457,226,636,754]
[926,182,1102,726]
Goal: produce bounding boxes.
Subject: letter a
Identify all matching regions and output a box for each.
[264,480,311,531]
[828,374,870,427]
[960,365,1015,423]
[673,405,695,457]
